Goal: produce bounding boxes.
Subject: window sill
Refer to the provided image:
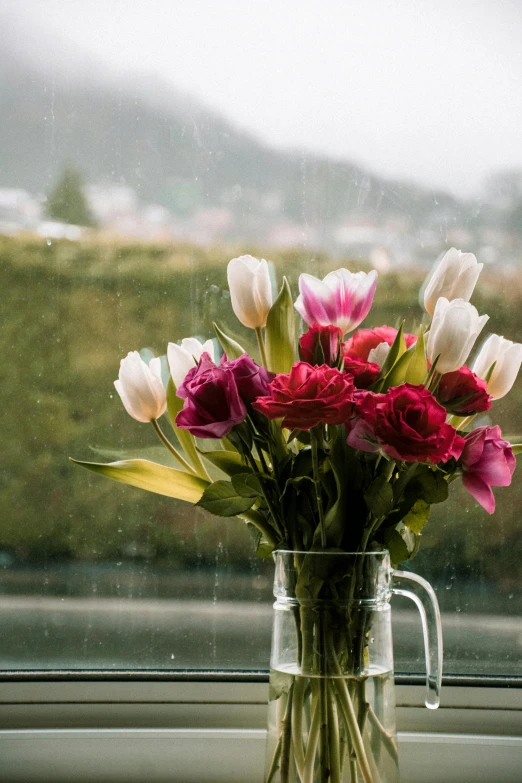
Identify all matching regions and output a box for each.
[0,678,521,782]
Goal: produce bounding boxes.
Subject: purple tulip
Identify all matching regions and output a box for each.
[294,268,378,335]
[176,353,247,439]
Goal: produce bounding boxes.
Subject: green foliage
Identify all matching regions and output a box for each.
[46,165,97,227]
[265,277,296,374]
[196,480,256,516]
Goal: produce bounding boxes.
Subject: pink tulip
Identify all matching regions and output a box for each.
[460,426,516,514]
[294,269,377,335]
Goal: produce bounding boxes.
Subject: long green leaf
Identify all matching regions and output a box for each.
[166,378,210,480]
[265,277,296,374]
[212,322,246,359]
[70,458,208,503]
[380,322,406,377]
[405,326,427,385]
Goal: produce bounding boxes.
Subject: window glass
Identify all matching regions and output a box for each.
[1,1,521,677]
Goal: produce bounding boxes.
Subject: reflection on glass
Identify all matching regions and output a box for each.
[0,2,521,675]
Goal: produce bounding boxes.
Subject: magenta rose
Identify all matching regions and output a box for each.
[176,353,247,438]
[252,362,355,430]
[437,366,491,415]
[460,425,516,514]
[298,324,343,366]
[221,353,274,401]
[344,325,417,361]
[347,383,465,463]
[343,353,381,389]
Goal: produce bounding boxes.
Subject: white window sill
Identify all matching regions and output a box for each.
[0,680,520,782]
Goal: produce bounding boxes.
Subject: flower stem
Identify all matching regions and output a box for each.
[255,326,269,368]
[311,428,326,548]
[151,419,198,475]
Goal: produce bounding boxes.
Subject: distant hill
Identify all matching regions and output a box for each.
[0,20,469,242]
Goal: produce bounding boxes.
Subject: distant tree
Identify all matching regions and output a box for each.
[46,165,97,227]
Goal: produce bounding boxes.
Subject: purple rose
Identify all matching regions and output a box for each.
[176,353,247,438]
[221,354,274,401]
[460,425,516,514]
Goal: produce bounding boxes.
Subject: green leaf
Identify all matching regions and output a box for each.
[405,326,427,385]
[196,480,255,516]
[383,522,418,567]
[364,474,394,518]
[269,669,294,701]
[415,468,449,504]
[231,472,264,498]
[166,378,210,480]
[403,498,430,534]
[510,443,522,455]
[265,277,296,374]
[382,347,413,390]
[212,322,246,360]
[199,449,251,476]
[70,458,208,503]
[380,322,406,377]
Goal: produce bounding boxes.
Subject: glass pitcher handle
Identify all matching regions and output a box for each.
[392,570,443,709]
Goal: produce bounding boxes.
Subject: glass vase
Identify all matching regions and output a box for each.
[264,550,442,783]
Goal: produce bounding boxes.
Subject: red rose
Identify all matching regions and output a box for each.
[437,366,491,415]
[347,383,465,463]
[299,323,342,366]
[344,326,417,361]
[460,425,516,514]
[252,362,355,430]
[343,353,381,389]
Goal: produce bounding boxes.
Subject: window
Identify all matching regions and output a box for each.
[1,2,521,780]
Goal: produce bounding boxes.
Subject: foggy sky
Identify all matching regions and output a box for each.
[5,0,522,197]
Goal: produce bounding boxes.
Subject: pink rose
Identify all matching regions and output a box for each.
[438,366,491,415]
[460,425,516,514]
[347,383,465,463]
[252,362,355,430]
[176,353,247,438]
[342,352,381,389]
[298,323,342,366]
[344,326,417,361]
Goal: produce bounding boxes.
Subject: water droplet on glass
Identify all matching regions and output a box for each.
[46,239,52,246]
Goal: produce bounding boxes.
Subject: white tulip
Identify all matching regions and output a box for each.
[472,334,522,400]
[427,298,488,375]
[167,338,215,388]
[114,351,166,423]
[423,248,483,316]
[368,341,390,368]
[227,255,272,329]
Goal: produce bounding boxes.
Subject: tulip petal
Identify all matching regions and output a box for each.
[168,343,197,389]
[462,471,496,514]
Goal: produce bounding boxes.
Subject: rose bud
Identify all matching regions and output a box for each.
[344,326,416,361]
[176,353,247,439]
[472,334,522,400]
[167,337,216,389]
[342,353,381,389]
[427,298,488,375]
[460,425,516,514]
[227,255,273,329]
[423,248,483,316]
[299,323,343,366]
[252,362,355,430]
[294,268,377,335]
[437,366,491,415]
[114,351,166,423]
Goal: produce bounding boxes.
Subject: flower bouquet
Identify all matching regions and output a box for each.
[74,249,522,782]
